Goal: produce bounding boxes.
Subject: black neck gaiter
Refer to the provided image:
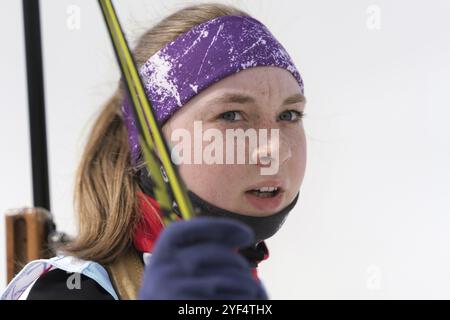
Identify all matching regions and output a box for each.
[187,190,299,243]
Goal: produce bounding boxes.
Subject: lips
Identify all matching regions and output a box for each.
[244,180,286,211]
[244,189,285,211]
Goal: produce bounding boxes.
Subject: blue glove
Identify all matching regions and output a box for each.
[138,216,268,300]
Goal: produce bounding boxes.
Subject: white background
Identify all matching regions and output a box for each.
[1,0,450,299]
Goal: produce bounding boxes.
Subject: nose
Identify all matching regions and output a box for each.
[251,129,291,168]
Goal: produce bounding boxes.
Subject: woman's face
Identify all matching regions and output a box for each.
[162,66,307,217]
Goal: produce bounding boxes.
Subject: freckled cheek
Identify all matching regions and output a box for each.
[178,162,244,203]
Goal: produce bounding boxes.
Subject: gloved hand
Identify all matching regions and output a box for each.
[138,216,268,300]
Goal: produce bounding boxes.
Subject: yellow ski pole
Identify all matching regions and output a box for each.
[98,0,194,224]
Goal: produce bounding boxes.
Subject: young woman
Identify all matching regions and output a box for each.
[2,2,307,300]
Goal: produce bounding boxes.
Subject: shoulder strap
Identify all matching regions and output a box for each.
[1,256,119,300]
[104,248,144,300]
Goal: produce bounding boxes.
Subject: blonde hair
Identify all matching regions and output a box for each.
[62,3,251,264]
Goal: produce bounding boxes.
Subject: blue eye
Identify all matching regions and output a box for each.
[219,111,243,122]
[278,110,304,122]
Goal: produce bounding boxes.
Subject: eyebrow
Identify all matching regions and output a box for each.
[207,92,306,106]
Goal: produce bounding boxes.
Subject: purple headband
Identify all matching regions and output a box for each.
[122,15,304,164]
